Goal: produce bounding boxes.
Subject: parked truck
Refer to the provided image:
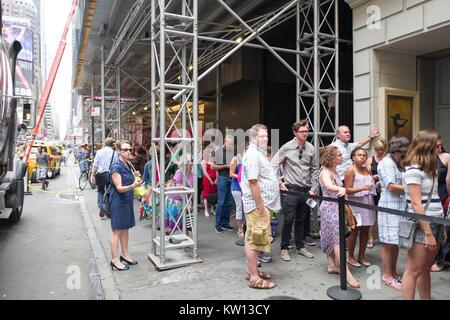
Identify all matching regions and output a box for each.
[0,1,27,222]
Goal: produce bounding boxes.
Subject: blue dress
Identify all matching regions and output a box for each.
[110,160,135,230]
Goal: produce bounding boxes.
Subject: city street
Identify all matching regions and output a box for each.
[0,163,98,300]
[1,160,449,300]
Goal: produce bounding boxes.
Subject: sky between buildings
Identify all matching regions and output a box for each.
[42,0,73,140]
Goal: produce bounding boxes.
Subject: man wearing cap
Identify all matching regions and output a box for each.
[91,138,118,218]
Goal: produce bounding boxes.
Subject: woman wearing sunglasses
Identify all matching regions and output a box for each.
[109,140,144,271]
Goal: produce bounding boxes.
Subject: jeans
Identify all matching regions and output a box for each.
[215,175,233,228]
[280,192,310,250]
[97,183,109,213]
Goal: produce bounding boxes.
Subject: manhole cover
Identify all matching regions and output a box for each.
[264,296,299,300]
[59,193,78,200]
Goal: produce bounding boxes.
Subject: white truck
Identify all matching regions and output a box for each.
[0,2,27,222]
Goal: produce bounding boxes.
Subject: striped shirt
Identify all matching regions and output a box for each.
[93,147,118,173]
[241,144,281,213]
[403,165,443,218]
[377,155,405,211]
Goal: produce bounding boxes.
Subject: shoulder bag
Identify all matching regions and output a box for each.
[398,173,434,250]
[95,149,115,187]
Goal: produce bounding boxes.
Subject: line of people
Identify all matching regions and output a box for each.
[236,121,449,299]
[87,123,449,299]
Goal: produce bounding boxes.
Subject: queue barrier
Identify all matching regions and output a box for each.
[281,189,450,300]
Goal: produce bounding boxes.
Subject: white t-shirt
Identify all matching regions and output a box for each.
[402,165,443,218]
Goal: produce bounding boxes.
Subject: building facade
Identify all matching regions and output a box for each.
[346,0,450,149]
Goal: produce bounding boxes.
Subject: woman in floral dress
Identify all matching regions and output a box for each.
[319,145,360,288]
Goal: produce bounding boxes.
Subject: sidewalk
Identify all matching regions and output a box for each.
[73,167,450,300]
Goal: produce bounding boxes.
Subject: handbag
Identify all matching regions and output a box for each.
[103,183,112,212]
[398,175,434,249]
[95,149,115,187]
[207,193,218,205]
[127,162,147,198]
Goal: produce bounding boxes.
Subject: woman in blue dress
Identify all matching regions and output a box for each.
[109,141,144,271]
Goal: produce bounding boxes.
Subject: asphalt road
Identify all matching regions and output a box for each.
[0,163,97,300]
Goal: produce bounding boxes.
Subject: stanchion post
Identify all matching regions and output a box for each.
[326,195,361,300]
[24,165,32,196]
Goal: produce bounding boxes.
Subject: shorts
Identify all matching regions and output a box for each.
[414,223,445,245]
[245,207,271,253]
[36,168,48,180]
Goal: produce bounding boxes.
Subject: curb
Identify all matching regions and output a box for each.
[70,165,120,300]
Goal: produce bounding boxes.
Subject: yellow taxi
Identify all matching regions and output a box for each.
[27,141,63,182]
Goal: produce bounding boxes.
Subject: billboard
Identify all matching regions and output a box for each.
[1,16,34,97]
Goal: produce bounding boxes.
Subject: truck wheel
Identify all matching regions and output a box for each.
[8,206,23,223]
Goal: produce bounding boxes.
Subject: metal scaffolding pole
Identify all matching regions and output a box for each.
[91,74,95,151]
[117,67,121,139]
[299,0,339,150]
[149,0,201,270]
[101,45,106,143]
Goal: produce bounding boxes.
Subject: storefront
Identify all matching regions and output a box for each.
[346,0,450,148]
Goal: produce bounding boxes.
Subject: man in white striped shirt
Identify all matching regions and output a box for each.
[241,124,280,289]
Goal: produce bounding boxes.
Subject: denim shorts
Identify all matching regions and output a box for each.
[414,223,445,245]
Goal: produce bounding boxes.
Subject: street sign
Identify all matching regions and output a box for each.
[91,107,100,116]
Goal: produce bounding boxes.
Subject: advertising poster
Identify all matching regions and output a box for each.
[1,16,34,97]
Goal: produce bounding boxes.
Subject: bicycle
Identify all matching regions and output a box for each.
[79,159,96,190]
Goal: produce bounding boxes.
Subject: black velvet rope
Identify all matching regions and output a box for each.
[280,190,450,226]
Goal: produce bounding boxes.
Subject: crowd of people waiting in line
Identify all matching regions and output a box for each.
[86,120,450,299]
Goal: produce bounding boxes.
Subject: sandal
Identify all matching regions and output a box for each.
[347,258,361,268]
[383,278,402,290]
[245,270,272,280]
[431,263,446,272]
[248,278,276,289]
[367,240,375,249]
[358,259,371,267]
[346,274,360,288]
[327,267,340,274]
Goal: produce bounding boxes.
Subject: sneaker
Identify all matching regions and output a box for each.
[297,247,314,258]
[215,226,223,233]
[281,249,290,262]
[235,239,245,246]
[259,252,272,263]
[222,225,234,231]
[204,211,210,218]
[304,237,316,246]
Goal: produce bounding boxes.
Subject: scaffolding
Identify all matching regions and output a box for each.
[91,0,343,270]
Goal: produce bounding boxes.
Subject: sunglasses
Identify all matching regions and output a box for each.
[121,148,133,152]
[298,149,303,160]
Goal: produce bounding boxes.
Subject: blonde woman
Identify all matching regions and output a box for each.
[365,139,387,248]
[109,141,143,271]
[402,130,445,300]
[319,145,359,288]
